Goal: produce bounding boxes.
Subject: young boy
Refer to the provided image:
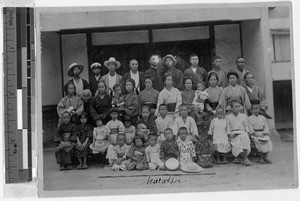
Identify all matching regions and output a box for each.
[248,100,272,164]
[172,104,199,143]
[155,104,173,144]
[225,100,252,166]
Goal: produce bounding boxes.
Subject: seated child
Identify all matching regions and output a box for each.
[225,100,252,166]
[160,128,180,165]
[111,84,125,118]
[54,111,77,171]
[124,116,136,146]
[208,107,231,164]
[155,104,173,144]
[248,100,272,164]
[137,105,158,134]
[74,112,93,169]
[106,108,125,165]
[90,116,109,167]
[136,123,150,146]
[125,135,148,170]
[173,104,199,143]
[145,134,165,170]
[193,82,209,120]
[194,136,215,168]
[111,134,130,171]
[177,127,201,170]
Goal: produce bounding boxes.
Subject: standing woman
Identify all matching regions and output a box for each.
[206,72,223,113]
[90,81,112,124]
[155,74,182,119]
[118,78,140,126]
[218,70,251,115]
[244,72,272,119]
[181,77,195,117]
[138,75,159,116]
[57,82,83,125]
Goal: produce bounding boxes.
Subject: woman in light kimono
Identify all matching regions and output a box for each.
[57,82,83,125]
[218,70,251,115]
[155,74,182,119]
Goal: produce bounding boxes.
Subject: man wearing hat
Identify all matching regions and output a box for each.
[145,54,164,91]
[66,63,89,98]
[162,54,184,90]
[89,62,102,96]
[120,59,145,94]
[100,57,122,96]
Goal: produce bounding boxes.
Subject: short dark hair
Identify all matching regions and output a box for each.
[133,135,144,145]
[212,55,221,62]
[178,127,188,134]
[164,128,173,134]
[113,84,121,91]
[251,99,261,106]
[110,107,119,114]
[236,56,245,63]
[78,111,88,119]
[149,133,158,140]
[159,103,167,110]
[141,105,150,112]
[230,100,241,108]
[117,133,125,140]
[179,104,188,109]
[189,54,198,60]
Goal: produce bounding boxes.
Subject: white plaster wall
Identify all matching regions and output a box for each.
[215,24,241,72]
[61,34,89,85]
[272,62,292,80]
[41,32,62,106]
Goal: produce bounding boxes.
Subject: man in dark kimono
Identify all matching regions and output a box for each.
[145,54,164,91]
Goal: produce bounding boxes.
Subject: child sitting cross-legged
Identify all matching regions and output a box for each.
[160,128,180,167]
[111,134,130,171]
[248,100,272,164]
[145,134,165,170]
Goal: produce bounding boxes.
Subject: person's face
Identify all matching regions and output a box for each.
[159,106,167,117]
[80,116,88,124]
[165,76,173,86]
[125,81,134,92]
[209,75,218,87]
[145,78,153,89]
[142,108,150,119]
[229,75,238,86]
[197,83,205,91]
[108,63,116,72]
[137,123,146,130]
[236,58,245,68]
[232,102,241,114]
[185,79,192,90]
[216,109,224,119]
[251,104,260,116]
[129,60,138,72]
[149,55,159,67]
[82,93,90,103]
[92,67,101,76]
[114,87,122,96]
[62,113,71,124]
[72,67,81,77]
[245,74,254,86]
[135,138,143,147]
[124,121,131,128]
[180,106,188,117]
[111,112,118,120]
[165,58,173,68]
[213,59,222,68]
[117,135,125,146]
[67,84,75,96]
[179,130,188,141]
[149,137,157,147]
[96,120,103,127]
[190,56,199,66]
[98,82,106,94]
[164,130,173,141]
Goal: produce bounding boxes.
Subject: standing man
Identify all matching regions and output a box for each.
[121,59,145,94]
[100,57,122,96]
[145,54,164,91]
[89,62,102,96]
[208,56,227,88]
[184,54,208,90]
[66,63,89,98]
[162,54,184,90]
[234,57,257,86]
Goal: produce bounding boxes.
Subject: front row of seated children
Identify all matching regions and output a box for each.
[55,100,272,171]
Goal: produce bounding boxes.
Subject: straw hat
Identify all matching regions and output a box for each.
[67,63,84,77]
[180,162,204,173]
[90,62,102,69]
[104,57,121,69]
[165,158,179,170]
[89,141,110,153]
[162,54,177,66]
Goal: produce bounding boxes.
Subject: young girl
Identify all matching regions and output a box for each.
[208,107,231,164]
[125,135,148,170]
[90,116,109,167]
[177,127,203,172]
[248,100,272,164]
[112,84,125,118]
[74,112,93,169]
[138,105,158,134]
[225,101,252,166]
[155,104,173,144]
[124,116,136,146]
[111,134,130,171]
[54,111,77,171]
[145,134,165,170]
[160,128,180,165]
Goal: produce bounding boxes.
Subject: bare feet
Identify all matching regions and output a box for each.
[242,159,252,166]
[233,158,241,164]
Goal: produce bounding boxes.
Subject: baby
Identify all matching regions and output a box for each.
[112,84,125,117]
[193,82,209,113]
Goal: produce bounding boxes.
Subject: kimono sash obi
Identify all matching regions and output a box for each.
[110,128,119,134]
[143,102,157,110]
[254,129,264,132]
[166,103,176,112]
[208,101,219,110]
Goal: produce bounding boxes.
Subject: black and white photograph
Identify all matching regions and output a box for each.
[2,0,298,199]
